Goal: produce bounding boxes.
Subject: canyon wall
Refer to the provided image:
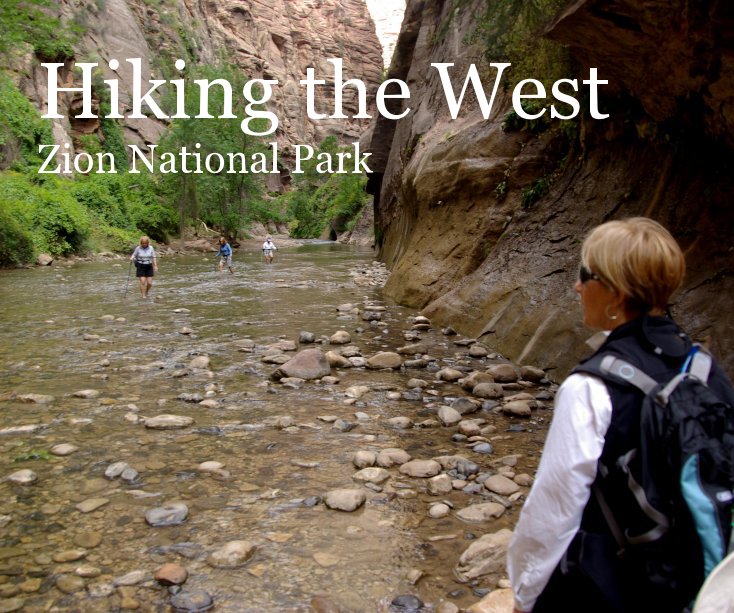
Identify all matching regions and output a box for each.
[369,0,734,379]
[15,0,383,181]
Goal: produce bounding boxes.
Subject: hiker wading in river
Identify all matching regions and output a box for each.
[130,236,158,298]
[214,236,234,274]
[262,235,277,264]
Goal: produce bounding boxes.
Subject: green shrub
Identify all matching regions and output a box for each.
[0,200,34,265]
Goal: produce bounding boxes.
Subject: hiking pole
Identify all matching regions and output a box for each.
[123,260,133,298]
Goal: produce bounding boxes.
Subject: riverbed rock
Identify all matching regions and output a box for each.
[155,563,188,585]
[324,488,366,512]
[429,502,451,518]
[73,389,100,399]
[73,532,102,549]
[0,424,45,435]
[145,503,188,527]
[299,331,315,344]
[37,253,53,266]
[366,352,402,369]
[170,589,214,612]
[352,467,390,485]
[472,382,504,399]
[189,356,210,369]
[105,461,130,479]
[438,406,462,426]
[50,443,78,456]
[454,528,514,583]
[325,351,352,368]
[484,475,521,496]
[6,469,37,485]
[145,415,195,429]
[465,588,514,613]
[345,385,370,399]
[16,393,55,404]
[436,368,464,382]
[427,474,453,495]
[352,450,377,468]
[486,364,518,383]
[376,448,411,467]
[272,349,331,380]
[206,541,256,568]
[55,574,85,594]
[75,498,109,513]
[455,502,506,523]
[399,459,441,478]
[386,416,413,429]
[502,401,532,417]
[329,330,351,344]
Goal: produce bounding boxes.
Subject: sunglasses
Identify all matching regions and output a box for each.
[579,264,602,284]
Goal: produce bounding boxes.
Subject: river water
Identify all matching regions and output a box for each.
[0,243,551,612]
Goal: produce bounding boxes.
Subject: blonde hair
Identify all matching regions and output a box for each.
[139,235,150,245]
[581,217,685,312]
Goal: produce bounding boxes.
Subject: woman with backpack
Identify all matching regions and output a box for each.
[507,217,734,612]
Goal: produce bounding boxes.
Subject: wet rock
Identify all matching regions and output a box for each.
[76,498,109,513]
[329,330,351,344]
[520,365,546,382]
[332,419,357,432]
[377,448,411,467]
[50,443,78,456]
[262,354,290,365]
[206,541,256,568]
[313,552,340,567]
[345,385,370,399]
[429,502,452,518]
[465,588,514,613]
[75,564,101,578]
[53,549,87,563]
[73,532,102,549]
[121,467,139,482]
[0,424,46,435]
[145,415,195,429]
[311,595,341,613]
[398,343,429,355]
[6,469,37,485]
[189,356,210,369]
[349,357,368,367]
[407,378,428,388]
[73,389,100,399]
[366,352,402,369]
[105,461,130,479]
[113,570,148,586]
[451,397,480,415]
[428,474,453,495]
[272,348,331,380]
[145,503,188,527]
[458,420,483,437]
[353,467,390,485]
[352,450,377,468]
[56,574,85,594]
[16,393,54,404]
[484,475,520,496]
[454,528,513,583]
[469,345,489,358]
[456,503,506,523]
[179,327,194,335]
[325,351,352,368]
[299,331,315,344]
[399,460,441,478]
[486,364,518,383]
[390,594,424,612]
[197,461,224,473]
[170,589,214,612]
[514,473,534,487]
[0,598,23,612]
[87,582,115,598]
[470,442,494,455]
[178,393,203,403]
[502,401,532,417]
[386,416,413,429]
[362,310,383,321]
[472,382,504,399]
[438,406,462,426]
[436,368,463,382]
[324,488,366,512]
[155,563,188,586]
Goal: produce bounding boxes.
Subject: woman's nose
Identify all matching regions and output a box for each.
[574,279,583,294]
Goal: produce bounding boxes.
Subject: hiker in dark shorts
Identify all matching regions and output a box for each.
[130,236,157,298]
[506,217,734,612]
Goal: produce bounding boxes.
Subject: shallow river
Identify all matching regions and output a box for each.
[0,243,551,612]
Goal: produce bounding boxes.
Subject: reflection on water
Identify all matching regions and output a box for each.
[0,243,547,612]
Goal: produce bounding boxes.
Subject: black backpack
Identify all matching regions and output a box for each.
[589,346,734,606]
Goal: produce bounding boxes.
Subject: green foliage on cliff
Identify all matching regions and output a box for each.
[282,137,369,238]
[0,0,79,60]
[472,0,571,90]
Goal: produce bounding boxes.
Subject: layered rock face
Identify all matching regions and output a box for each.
[370,0,734,378]
[19,0,383,173]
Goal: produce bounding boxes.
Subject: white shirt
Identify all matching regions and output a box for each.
[262,240,276,251]
[506,373,613,611]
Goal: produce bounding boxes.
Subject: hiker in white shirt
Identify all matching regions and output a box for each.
[262,236,277,264]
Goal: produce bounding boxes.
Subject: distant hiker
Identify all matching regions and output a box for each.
[130,236,157,298]
[262,236,277,264]
[507,217,734,613]
[214,236,234,273]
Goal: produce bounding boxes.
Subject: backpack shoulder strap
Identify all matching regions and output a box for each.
[579,353,658,395]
